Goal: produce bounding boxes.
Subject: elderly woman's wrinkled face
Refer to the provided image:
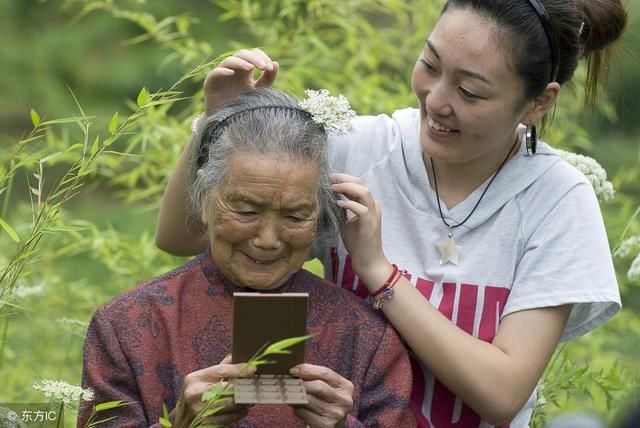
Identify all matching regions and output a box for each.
[203,153,320,290]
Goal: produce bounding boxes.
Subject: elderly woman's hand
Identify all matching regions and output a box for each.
[289,363,354,428]
[203,48,279,116]
[174,355,256,426]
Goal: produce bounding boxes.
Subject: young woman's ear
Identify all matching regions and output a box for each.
[523,82,560,125]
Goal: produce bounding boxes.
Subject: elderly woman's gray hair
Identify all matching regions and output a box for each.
[188,87,343,244]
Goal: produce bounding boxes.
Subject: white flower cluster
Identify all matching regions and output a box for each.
[33,379,95,404]
[556,149,615,202]
[628,254,640,282]
[614,236,640,260]
[11,282,44,299]
[613,236,640,283]
[298,89,356,135]
[56,317,89,328]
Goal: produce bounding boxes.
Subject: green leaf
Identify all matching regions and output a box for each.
[159,403,172,427]
[91,136,101,156]
[30,108,40,127]
[0,217,20,243]
[261,335,312,357]
[94,400,128,412]
[88,416,118,427]
[137,87,148,107]
[108,112,119,134]
[201,382,226,401]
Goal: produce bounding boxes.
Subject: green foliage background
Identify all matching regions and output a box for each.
[1,0,639,426]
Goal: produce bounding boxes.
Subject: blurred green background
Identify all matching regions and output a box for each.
[1,0,639,426]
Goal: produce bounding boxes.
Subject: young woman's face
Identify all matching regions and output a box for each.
[204,153,320,290]
[412,7,532,165]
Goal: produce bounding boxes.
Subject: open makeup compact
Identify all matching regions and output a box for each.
[231,292,309,404]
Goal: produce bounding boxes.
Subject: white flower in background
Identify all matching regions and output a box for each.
[12,282,45,299]
[33,379,94,404]
[298,89,356,135]
[56,317,89,329]
[628,254,640,283]
[614,236,640,260]
[556,149,615,202]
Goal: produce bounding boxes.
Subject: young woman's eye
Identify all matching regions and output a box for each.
[420,59,437,73]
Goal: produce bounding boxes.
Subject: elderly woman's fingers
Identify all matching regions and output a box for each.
[292,405,347,428]
[203,406,251,426]
[290,364,354,404]
[193,362,256,383]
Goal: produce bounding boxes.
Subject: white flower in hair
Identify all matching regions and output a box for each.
[298,89,356,135]
[556,149,615,202]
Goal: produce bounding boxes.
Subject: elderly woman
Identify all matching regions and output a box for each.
[78,88,415,427]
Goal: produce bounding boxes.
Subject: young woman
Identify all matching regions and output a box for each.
[155,1,627,426]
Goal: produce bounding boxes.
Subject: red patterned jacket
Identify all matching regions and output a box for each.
[78,252,415,427]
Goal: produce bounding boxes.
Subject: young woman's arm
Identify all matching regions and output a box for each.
[155,49,278,256]
[332,172,572,425]
[155,136,208,255]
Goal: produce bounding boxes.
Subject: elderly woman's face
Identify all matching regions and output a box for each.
[203,153,320,290]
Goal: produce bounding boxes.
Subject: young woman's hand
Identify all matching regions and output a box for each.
[174,355,256,426]
[204,48,279,116]
[331,173,392,288]
[289,363,354,428]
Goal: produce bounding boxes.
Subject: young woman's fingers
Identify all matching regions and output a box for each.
[336,199,369,218]
[332,182,375,207]
[331,172,364,185]
[256,60,279,87]
[234,48,274,71]
[216,55,256,72]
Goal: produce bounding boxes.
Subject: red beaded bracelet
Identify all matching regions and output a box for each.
[370,264,398,297]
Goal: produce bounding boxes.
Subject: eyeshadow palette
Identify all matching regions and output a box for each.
[232,374,308,404]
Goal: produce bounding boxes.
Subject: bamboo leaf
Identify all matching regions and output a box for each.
[137,87,149,107]
[30,108,40,127]
[108,112,119,134]
[202,382,226,401]
[0,217,20,243]
[261,335,312,357]
[40,151,62,164]
[94,400,129,412]
[91,136,101,156]
[88,416,118,427]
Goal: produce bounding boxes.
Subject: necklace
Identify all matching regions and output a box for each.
[431,137,519,266]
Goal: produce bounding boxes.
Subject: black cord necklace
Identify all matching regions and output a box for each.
[431,136,519,266]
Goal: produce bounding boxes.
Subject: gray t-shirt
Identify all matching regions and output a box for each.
[317,108,620,428]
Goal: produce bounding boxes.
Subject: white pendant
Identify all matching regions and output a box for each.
[435,234,462,266]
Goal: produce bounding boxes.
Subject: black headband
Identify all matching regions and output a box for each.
[196,105,314,168]
[527,0,560,82]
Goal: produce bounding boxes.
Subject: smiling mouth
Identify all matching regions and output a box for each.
[428,116,458,134]
[244,254,279,265]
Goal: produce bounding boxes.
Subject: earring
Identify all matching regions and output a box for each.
[525,123,537,155]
